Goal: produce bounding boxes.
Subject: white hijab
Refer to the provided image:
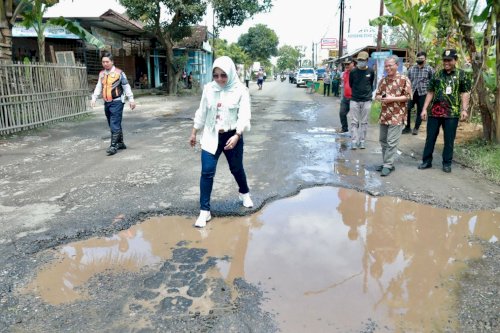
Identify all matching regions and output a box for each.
[210,56,243,92]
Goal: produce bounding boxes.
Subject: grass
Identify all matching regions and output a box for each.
[455,138,500,184]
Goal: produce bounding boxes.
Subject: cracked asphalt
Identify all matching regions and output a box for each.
[0,80,498,332]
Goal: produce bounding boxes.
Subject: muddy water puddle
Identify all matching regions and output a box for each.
[26,187,498,332]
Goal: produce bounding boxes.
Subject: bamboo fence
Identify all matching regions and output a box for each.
[0,62,90,135]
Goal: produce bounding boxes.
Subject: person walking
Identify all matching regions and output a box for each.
[323,68,331,96]
[91,52,136,156]
[189,56,253,228]
[418,49,471,173]
[374,55,412,176]
[403,51,435,135]
[349,51,375,150]
[257,69,264,90]
[339,56,354,133]
[244,68,251,88]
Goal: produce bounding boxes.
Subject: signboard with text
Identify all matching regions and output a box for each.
[321,38,347,50]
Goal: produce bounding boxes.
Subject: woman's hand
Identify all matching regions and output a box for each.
[224,135,239,150]
[189,132,197,148]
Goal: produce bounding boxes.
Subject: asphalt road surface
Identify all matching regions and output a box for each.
[1,79,499,332]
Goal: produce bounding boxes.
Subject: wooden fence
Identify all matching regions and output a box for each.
[0,62,89,135]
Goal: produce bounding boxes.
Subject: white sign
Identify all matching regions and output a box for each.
[321,38,337,48]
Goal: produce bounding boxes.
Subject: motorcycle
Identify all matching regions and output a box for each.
[280,75,286,82]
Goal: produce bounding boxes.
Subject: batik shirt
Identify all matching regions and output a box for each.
[427,69,471,118]
[375,73,412,125]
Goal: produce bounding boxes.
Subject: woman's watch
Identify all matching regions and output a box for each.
[235,132,242,138]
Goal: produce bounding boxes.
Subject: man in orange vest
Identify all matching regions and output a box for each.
[91,52,136,155]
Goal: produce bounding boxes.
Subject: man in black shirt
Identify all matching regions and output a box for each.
[348,51,375,149]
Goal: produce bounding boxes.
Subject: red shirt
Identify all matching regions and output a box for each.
[342,71,352,98]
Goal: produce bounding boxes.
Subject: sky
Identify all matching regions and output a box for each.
[47,0,384,61]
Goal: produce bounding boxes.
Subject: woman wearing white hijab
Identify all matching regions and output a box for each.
[189,56,253,228]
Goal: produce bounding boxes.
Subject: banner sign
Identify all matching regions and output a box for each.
[13,23,80,39]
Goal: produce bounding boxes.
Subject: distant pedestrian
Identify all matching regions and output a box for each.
[339,57,354,133]
[244,68,251,88]
[91,52,136,156]
[349,51,375,150]
[257,69,264,90]
[323,68,331,96]
[418,49,471,173]
[187,72,193,89]
[374,55,412,176]
[331,68,341,96]
[404,51,434,135]
[189,56,253,228]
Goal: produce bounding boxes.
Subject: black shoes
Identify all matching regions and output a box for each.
[412,128,419,135]
[418,162,432,170]
[380,167,393,176]
[376,165,395,172]
[442,166,452,173]
[402,127,411,134]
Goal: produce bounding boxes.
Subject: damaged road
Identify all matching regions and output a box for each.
[0,81,499,332]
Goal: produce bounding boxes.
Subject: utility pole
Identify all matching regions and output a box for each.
[312,42,315,67]
[376,0,384,52]
[338,0,345,59]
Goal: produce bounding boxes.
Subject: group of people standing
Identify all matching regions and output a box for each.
[91,47,471,228]
[339,48,471,177]
[322,68,341,97]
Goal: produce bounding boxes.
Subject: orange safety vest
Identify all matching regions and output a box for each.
[100,68,124,102]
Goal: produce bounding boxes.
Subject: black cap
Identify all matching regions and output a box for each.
[343,56,354,64]
[442,49,458,60]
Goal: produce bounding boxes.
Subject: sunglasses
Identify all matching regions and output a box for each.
[213,73,228,79]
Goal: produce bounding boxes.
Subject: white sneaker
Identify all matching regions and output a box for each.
[194,210,211,228]
[239,193,254,208]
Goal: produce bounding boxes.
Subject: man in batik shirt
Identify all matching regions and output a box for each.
[374,55,412,176]
[418,49,471,173]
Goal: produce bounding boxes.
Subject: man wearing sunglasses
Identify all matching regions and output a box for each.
[418,49,471,173]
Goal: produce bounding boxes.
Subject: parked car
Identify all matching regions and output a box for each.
[315,68,326,81]
[295,68,317,87]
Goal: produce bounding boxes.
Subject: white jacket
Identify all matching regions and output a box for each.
[193,56,251,155]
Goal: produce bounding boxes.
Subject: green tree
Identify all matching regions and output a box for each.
[449,0,498,142]
[0,1,102,62]
[369,0,439,61]
[237,23,278,63]
[120,0,272,95]
[19,0,103,62]
[276,44,300,72]
[213,38,250,66]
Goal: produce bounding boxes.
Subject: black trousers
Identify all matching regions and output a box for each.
[340,97,350,132]
[406,91,426,129]
[323,83,331,96]
[422,117,459,167]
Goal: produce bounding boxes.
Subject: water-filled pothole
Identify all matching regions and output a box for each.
[26,186,498,332]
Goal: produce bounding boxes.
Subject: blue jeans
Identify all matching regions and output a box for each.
[104,100,124,133]
[200,131,250,211]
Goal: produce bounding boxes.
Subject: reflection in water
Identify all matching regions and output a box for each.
[27,187,498,332]
[333,158,366,177]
